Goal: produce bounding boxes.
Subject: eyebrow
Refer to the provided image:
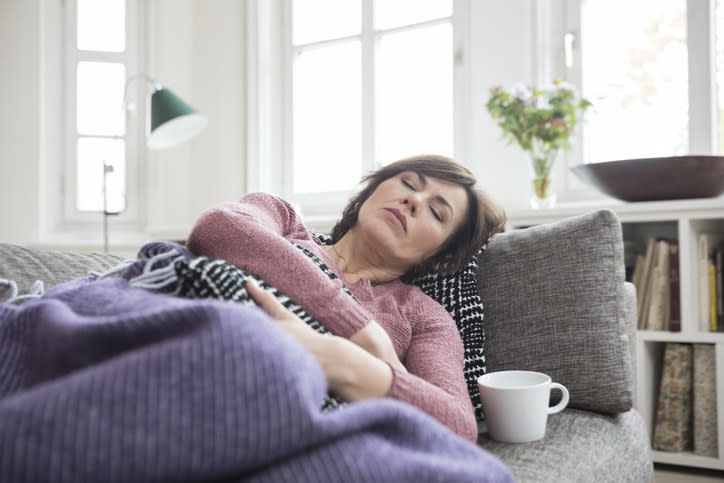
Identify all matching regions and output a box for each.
[416,172,455,218]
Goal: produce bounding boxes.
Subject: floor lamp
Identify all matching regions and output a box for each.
[103,74,208,252]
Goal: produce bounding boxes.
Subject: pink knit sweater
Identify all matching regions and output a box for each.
[186,192,478,442]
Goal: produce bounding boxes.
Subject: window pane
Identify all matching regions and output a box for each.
[293,0,360,45]
[77,61,126,136]
[717,0,724,152]
[293,42,362,193]
[77,138,126,213]
[374,0,451,30]
[77,0,125,52]
[377,23,453,164]
[582,0,688,162]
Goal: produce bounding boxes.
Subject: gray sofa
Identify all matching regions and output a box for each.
[477,209,653,482]
[0,208,653,482]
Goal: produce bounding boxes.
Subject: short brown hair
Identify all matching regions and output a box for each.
[329,154,506,278]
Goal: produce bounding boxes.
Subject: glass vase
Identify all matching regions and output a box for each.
[528,149,558,209]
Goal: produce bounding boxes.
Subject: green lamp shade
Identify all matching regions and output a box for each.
[147,87,208,150]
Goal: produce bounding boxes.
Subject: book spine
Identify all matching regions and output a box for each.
[717,248,724,332]
[647,240,670,331]
[639,237,657,330]
[699,234,712,332]
[693,344,718,457]
[653,343,693,452]
[710,263,717,332]
[699,257,710,332]
[668,238,680,332]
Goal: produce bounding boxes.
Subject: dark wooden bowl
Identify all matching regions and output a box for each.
[570,155,724,202]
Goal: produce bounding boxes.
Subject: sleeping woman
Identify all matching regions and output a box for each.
[186,154,506,443]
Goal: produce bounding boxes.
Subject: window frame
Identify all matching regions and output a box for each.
[246,0,471,229]
[563,0,718,172]
[59,0,146,232]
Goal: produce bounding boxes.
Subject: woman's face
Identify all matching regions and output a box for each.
[356,171,469,269]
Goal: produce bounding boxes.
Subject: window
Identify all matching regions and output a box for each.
[717,0,724,152]
[570,0,720,163]
[63,0,143,226]
[580,0,688,162]
[266,0,463,220]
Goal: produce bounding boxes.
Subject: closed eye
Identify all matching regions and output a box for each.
[402,178,415,190]
[430,206,442,222]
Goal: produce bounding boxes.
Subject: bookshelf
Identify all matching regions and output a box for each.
[507,197,724,472]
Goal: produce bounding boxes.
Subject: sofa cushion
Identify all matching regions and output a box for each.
[0,243,125,301]
[478,408,653,482]
[478,209,634,414]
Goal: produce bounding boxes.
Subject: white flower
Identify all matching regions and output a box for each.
[510,82,531,101]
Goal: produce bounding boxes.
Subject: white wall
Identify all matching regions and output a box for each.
[147,0,246,240]
[468,0,536,209]
[0,0,41,244]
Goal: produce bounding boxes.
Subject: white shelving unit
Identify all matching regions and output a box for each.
[507,197,724,472]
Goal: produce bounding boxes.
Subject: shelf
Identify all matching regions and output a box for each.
[650,451,724,471]
[638,331,724,343]
[506,197,724,228]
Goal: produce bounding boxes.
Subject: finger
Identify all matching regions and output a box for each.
[245,279,289,319]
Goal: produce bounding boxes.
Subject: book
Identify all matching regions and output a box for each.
[699,234,713,332]
[710,263,717,332]
[631,254,646,299]
[717,247,724,332]
[693,344,718,457]
[638,237,658,330]
[699,234,724,332]
[653,343,693,452]
[668,239,681,331]
[646,239,671,331]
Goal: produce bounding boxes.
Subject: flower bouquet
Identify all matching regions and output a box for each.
[486,79,592,207]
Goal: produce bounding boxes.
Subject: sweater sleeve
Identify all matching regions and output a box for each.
[186,192,372,337]
[386,299,478,443]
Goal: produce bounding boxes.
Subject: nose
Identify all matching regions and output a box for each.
[402,197,418,215]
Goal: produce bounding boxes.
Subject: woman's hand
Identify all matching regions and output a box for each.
[245,279,405,373]
[245,279,394,401]
[245,279,319,340]
[350,322,407,373]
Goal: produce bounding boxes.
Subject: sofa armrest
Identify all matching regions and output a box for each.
[478,209,634,414]
[0,243,126,301]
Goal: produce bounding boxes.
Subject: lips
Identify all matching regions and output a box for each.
[384,208,407,232]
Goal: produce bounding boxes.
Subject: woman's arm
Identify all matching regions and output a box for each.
[246,279,394,401]
[248,279,477,442]
[187,192,372,338]
[386,302,478,443]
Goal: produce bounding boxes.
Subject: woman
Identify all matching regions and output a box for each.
[187,154,506,443]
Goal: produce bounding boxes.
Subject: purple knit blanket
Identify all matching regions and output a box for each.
[0,276,512,482]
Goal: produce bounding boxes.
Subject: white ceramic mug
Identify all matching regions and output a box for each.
[477,370,569,443]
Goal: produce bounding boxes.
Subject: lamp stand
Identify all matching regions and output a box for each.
[102,161,119,253]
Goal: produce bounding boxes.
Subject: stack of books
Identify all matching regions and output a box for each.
[631,237,681,331]
[698,233,724,332]
[653,343,718,457]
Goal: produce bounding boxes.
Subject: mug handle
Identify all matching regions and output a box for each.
[547,383,569,415]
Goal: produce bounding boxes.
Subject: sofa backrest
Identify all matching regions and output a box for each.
[477,209,634,414]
